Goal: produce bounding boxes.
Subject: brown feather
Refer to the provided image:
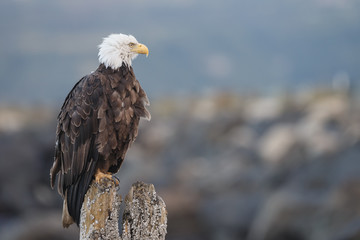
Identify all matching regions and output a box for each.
[71,112,81,127]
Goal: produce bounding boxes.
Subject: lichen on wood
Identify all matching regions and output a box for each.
[79,178,167,240]
[122,182,168,240]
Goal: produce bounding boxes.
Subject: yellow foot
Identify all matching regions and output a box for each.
[94,169,120,186]
[94,169,113,183]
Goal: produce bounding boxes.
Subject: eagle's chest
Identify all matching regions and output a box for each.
[102,77,139,127]
[95,74,140,158]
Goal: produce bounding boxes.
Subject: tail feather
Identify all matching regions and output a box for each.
[62,193,75,228]
[66,153,98,226]
[65,135,99,226]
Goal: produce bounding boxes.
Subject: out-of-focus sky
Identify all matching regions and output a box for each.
[0,0,359,104]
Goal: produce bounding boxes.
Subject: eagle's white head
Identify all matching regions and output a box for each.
[98,33,149,70]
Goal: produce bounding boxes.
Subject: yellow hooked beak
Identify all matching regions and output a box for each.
[131,43,149,57]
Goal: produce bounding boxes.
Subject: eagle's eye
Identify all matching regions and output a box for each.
[128,43,135,47]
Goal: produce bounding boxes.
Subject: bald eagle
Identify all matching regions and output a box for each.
[50,33,150,228]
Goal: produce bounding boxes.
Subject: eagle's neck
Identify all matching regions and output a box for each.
[97,63,133,75]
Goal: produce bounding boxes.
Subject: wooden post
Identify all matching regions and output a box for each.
[79,178,167,240]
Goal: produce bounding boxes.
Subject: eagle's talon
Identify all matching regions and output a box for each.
[94,170,113,184]
[94,169,120,186]
[112,176,120,186]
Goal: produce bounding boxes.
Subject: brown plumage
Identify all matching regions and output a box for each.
[50,33,150,227]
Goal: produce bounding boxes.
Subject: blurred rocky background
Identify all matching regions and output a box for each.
[1,88,360,240]
[1,0,360,239]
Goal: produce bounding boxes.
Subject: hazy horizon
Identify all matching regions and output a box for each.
[1,0,359,105]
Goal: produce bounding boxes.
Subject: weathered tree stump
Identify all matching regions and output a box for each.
[79,179,167,240]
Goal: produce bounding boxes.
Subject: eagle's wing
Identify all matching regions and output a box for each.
[50,73,103,225]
